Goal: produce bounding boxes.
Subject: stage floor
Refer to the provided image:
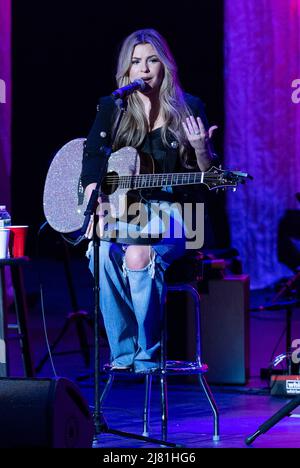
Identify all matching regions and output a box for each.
[5,256,300,449]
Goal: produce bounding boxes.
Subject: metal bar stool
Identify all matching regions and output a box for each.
[142,281,219,442]
[100,258,220,444]
[0,257,35,377]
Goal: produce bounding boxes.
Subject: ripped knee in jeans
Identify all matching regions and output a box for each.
[122,246,156,279]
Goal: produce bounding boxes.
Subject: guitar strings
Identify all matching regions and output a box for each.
[103,173,239,188]
[104,175,237,181]
[104,173,237,178]
[104,180,237,189]
[104,173,233,178]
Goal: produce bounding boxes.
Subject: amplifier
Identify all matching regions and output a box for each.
[200,275,250,384]
[166,274,250,384]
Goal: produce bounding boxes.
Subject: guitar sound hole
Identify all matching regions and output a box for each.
[102,171,119,195]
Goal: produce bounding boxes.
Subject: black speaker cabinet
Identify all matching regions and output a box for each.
[200,275,250,384]
[0,377,94,448]
[278,209,300,269]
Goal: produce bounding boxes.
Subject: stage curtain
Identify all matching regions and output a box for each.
[224,0,300,288]
[0,0,11,209]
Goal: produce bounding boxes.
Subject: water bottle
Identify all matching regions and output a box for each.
[0,205,11,227]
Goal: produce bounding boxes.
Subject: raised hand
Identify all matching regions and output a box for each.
[182,115,218,152]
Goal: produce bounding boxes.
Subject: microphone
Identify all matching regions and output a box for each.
[111,79,146,100]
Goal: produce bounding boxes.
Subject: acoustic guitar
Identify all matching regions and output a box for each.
[43,138,251,234]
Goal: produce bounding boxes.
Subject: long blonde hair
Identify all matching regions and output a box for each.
[113,29,195,168]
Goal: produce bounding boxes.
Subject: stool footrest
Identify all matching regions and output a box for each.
[164,361,208,374]
[103,361,209,375]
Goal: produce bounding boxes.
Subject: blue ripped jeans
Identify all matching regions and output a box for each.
[88,202,187,372]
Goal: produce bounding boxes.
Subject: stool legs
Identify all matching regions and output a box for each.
[186,284,220,439]
[143,374,152,437]
[159,288,168,441]
[160,374,168,441]
[10,265,35,377]
[198,374,220,441]
[0,263,35,377]
[166,282,219,441]
[100,374,114,408]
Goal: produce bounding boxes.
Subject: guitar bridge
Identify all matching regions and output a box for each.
[77,177,84,205]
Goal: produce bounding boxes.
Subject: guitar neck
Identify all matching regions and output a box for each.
[120,172,207,189]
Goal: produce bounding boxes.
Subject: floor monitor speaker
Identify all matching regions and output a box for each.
[0,377,94,447]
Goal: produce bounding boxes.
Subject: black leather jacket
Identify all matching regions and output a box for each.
[80,93,214,200]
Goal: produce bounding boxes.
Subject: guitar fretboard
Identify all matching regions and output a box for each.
[115,172,210,189]
[104,166,247,191]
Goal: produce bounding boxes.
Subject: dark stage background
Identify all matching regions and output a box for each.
[11,0,227,256]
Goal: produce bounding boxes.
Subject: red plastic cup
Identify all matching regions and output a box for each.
[7,225,28,258]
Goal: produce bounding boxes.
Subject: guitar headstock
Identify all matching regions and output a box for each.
[204,166,253,191]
